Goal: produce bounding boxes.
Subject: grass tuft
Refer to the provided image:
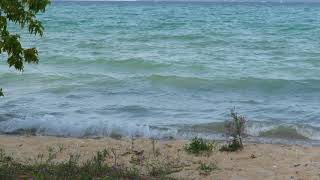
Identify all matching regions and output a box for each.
[184,137,217,155]
[146,158,181,179]
[199,162,219,175]
[0,148,141,179]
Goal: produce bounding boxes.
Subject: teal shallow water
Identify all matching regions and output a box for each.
[1,2,320,143]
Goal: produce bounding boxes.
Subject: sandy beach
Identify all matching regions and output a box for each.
[0,135,319,179]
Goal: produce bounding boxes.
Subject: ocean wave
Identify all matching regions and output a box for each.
[3,70,320,96]
[0,115,177,139]
[149,34,206,41]
[42,56,172,71]
[177,121,320,141]
[258,126,308,140]
[1,111,320,142]
[0,91,319,144]
[147,74,213,89]
[146,74,320,92]
[0,72,73,90]
[95,105,151,115]
[94,58,171,70]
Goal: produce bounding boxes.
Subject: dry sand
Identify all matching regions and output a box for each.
[0,135,319,180]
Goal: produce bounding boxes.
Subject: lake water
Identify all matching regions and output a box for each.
[1,1,320,144]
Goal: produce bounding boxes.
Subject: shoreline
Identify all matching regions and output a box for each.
[3,132,320,147]
[0,135,319,179]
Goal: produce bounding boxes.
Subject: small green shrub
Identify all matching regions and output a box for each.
[184,137,216,154]
[220,108,247,152]
[146,160,171,177]
[199,162,218,175]
[146,158,180,179]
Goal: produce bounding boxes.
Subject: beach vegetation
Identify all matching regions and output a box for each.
[0,148,141,179]
[145,157,182,179]
[184,137,217,155]
[0,143,183,180]
[220,108,247,152]
[198,162,218,175]
[146,159,172,178]
[0,0,51,96]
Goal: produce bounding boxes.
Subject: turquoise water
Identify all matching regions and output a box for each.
[1,2,320,143]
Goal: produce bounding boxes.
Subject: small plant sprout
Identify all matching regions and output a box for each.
[220,108,247,152]
[57,143,65,153]
[111,148,119,167]
[130,135,135,152]
[150,137,160,157]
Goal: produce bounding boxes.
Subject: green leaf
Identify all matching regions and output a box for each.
[0,89,4,97]
[0,0,50,96]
